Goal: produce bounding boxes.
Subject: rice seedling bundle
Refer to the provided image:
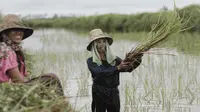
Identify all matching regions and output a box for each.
[124,9,189,67]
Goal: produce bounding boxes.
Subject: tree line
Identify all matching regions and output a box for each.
[24,4,200,32]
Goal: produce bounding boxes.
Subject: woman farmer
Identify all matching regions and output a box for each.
[86,29,143,112]
[0,14,63,95]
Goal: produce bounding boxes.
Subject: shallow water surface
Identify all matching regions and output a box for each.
[23,29,200,112]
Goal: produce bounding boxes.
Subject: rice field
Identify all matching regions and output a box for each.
[23,29,200,112]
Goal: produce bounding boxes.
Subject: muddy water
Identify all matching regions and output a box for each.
[23,29,200,112]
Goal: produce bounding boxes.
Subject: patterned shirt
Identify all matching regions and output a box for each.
[0,43,26,82]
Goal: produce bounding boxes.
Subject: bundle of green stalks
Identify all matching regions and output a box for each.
[124,8,189,67]
[0,83,72,112]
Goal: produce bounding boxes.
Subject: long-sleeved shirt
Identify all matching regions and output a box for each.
[87,56,142,88]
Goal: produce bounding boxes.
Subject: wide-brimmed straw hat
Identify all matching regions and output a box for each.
[0,14,33,40]
[86,29,113,51]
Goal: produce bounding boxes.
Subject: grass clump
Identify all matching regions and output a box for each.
[0,82,72,112]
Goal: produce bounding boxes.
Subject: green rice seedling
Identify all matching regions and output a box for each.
[76,73,89,97]
[124,84,139,112]
[124,8,189,68]
[178,75,183,98]
[185,86,195,104]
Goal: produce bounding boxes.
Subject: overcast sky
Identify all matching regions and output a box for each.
[0,0,199,17]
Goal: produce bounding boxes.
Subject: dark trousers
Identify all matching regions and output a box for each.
[92,84,120,112]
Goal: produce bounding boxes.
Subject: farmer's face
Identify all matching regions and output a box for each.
[96,38,106,53]
[8,29,24,44]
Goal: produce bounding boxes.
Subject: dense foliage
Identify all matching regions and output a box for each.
[24,4,200,32]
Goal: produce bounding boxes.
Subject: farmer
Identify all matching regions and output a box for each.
[86,29,143,112]
[0,14,63,95]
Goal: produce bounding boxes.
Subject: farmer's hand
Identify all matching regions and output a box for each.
[117,61,131,71]
[135,53,143,59]
[132,53,143,63]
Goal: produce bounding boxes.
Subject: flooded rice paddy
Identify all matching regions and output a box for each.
[23,29,200,112]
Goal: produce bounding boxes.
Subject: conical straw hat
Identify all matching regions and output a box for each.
[0,14,33,40]
[86,29,113,51]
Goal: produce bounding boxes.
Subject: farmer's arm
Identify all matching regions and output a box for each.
[2,50,25,83]
[7,67,25,83]
[87,58,118,77]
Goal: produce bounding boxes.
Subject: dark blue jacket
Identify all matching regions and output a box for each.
[87,57,141,88]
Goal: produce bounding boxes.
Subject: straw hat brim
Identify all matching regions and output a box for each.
[0,27,33,40]
[87,36,113,51]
